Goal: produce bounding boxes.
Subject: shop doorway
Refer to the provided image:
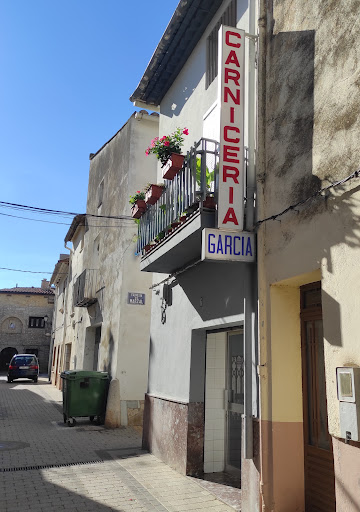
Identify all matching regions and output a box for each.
[301,282,335,511]
[204,329,243,489]
[225,331,244,478]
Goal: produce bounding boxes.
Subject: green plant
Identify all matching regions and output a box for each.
[159,204,167,213]
[145,127,189,166]
[155,230,165,242]
[129,190,145,205]
[196,157,214,191]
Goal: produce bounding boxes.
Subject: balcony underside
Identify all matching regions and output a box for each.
[75,297,97,307]
[140,209,215,273]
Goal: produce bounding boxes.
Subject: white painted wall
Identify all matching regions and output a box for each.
[204,331,226,473]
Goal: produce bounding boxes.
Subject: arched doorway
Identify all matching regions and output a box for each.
[0,347,18,371]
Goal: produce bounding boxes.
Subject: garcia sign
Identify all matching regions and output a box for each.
[217,25,245,231]
[202,228,255,263]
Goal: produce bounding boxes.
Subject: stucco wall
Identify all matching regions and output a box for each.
[147,262,247,402]
[259,0,360,439]
[158,0,250,177]
[60,113,159,425]
[258,0,360,509]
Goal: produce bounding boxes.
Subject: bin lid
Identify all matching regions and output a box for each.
[60,370,109,380]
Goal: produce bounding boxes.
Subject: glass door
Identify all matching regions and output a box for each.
[225,331,244,477]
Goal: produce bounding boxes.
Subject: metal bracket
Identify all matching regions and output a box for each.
[245,32,259,41]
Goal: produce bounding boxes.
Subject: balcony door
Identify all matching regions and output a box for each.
[301,283,335,511]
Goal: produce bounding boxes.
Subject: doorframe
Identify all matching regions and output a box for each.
[300,281,335,511]
[224,329,244,478]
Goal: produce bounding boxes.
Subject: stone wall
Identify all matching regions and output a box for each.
[0,292,54,372]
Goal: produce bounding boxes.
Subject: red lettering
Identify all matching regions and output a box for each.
[224,126,240,143]
[223,208,239,225]
[224,145,240,164]
[225,68,240,86]
[229,187,234,204]
[230,108,235,123]
[225,50,240,67]
[225,31,241,48]
[223,165,240,184]
[224,87,240,105]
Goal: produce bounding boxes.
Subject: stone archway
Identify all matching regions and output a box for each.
[0,347,18,371]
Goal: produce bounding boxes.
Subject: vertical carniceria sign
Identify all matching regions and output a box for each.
[217,25,245,231]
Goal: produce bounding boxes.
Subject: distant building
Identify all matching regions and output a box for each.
[0,279,54,372]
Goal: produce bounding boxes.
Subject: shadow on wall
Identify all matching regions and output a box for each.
[266,27,360,272]
[321,289,342,347]
[103,329,114,378]
[177,261,246,322]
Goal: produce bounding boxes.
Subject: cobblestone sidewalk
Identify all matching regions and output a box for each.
[0,376,234,511]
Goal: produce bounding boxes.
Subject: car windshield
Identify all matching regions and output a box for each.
[12,356,36,365]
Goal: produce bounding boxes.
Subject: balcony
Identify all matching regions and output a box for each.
[73,269,99,307]
[137,138,220,274]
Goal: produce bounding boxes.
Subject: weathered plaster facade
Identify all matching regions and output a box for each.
[0,280,54,373]
[257,0,360,510]
[51,112,158,426]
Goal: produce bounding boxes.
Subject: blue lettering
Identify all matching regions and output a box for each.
[217,235,224,254]
[208,233,216,253]
[225,235,232,255]
[234,236,241,255]
[246,237,253,256]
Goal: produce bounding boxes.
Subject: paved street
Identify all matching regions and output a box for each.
[0,376,234,512]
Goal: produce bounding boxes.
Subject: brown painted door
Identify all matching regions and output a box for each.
[301,283,335,511]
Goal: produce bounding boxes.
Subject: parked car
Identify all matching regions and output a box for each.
[7,354,39,383]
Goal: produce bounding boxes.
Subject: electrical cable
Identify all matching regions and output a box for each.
[0,211,135,228]
[255,168,360,228]
[0,200,134,220]
[0,267,57,275]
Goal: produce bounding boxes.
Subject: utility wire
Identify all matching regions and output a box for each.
[0,211,135,228]
[0,267,56,274]
[0,200,134,220]
[255,168,360,228]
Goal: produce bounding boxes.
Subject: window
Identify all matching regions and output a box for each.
[206,0,237,89]
[28,317,45,328]
[98,179,104,207]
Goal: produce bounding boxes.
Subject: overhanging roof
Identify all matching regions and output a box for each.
[130,0,224,106]
[50,257,69,286]
[65,214,86,243]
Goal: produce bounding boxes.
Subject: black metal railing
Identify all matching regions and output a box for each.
[136,138,220,254]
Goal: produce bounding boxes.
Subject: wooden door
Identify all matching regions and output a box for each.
[301,282,335,511]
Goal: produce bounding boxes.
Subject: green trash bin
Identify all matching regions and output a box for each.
[60,370,109,427]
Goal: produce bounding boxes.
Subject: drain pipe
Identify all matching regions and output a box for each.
[243,0,258,461]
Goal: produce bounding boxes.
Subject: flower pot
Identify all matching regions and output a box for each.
[131,200,147,219]
[203,195,216,209]
[145,184,164,205]
[162,153,185,180]
[143,243,154,254]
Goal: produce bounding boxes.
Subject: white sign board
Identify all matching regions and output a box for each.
[217,26,245,231]
[202,228,255,262]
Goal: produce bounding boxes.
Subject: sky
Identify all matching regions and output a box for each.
[0,0,179,289]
